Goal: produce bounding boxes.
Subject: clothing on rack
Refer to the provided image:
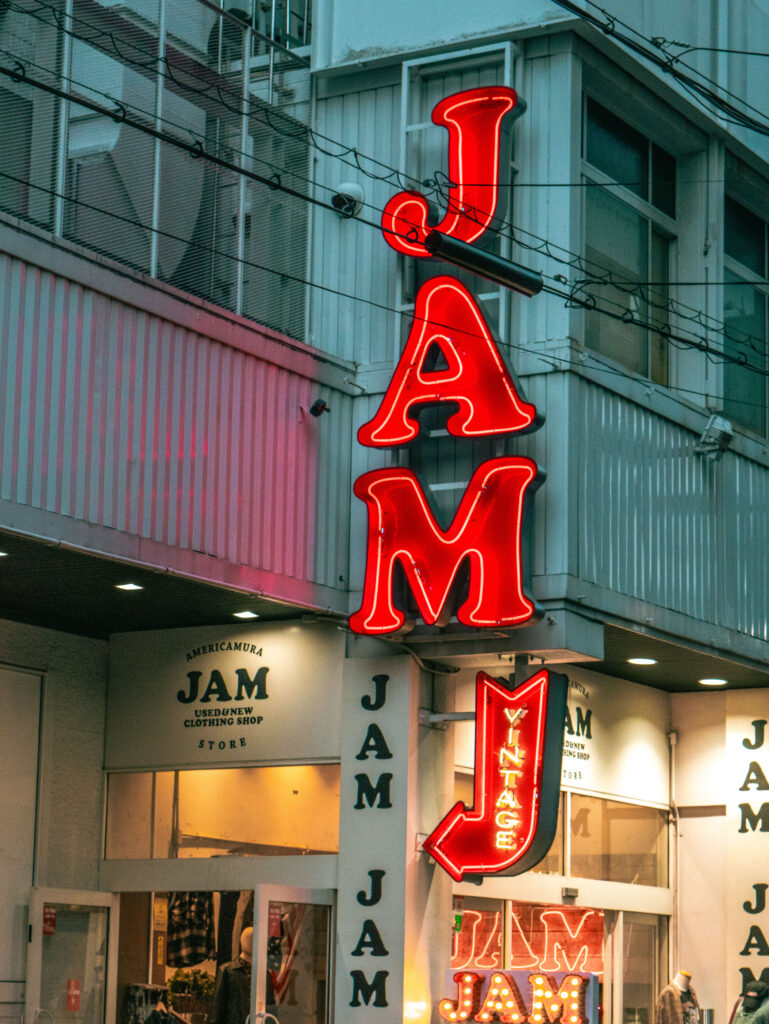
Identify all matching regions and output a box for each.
[166,891,216,967]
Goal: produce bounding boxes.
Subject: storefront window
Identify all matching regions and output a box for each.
[531,792,565,875]
[118,890,330,1024]
[622,913,663,1024]
[451,897,504,971]
[570,795,668,887]
[105,764,340,859]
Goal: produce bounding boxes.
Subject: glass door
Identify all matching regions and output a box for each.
[253,886,334,1024]
[25,888,119,1024]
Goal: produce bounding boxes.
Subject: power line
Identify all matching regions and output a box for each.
[7,0,765,351]
[3,9,769,380]
[548,0,769,137]
[5,0,431,197]
[5,139,769,451]
[2,46,768,377]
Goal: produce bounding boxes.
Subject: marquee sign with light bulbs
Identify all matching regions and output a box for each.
[437,970,598,1024]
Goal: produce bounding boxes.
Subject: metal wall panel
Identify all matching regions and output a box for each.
[0,250,352,594]
[311,83,402,365]
[572,377,769,639]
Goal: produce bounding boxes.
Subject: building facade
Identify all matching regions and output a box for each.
[2,2,769,1023]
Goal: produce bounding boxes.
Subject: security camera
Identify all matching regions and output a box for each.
[331,181,364,218]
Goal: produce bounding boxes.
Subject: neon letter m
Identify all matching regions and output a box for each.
[349,457,542,635]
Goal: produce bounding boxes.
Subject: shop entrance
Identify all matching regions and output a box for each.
[116,885,333,1024]
[25,887,120,1024]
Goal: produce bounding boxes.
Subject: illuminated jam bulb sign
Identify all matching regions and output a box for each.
[438,971,593,1024]
[350,84,543,637]
[423,670,566,881]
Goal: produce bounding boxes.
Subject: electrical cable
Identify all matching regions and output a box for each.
[5,157,769,443]
[2,14,769,406]
[7,0,767,349]
[1,46,767,376]
[548,0,769,137]
[0,37,759,372]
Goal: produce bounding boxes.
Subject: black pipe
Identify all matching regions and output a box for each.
[424,230,543,297]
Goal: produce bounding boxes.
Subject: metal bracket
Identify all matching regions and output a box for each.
[418,708,475,729]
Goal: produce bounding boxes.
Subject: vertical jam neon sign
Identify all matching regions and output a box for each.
[349,85,543,636]
[423,669,566,881]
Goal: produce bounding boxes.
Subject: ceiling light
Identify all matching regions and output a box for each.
[116,582,143,591]
[233,610,259,619]
[699,677,727,687]
[0,551,8,557]
[627,657,657,665]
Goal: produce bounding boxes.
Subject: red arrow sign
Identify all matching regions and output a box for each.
[423,669,565,882]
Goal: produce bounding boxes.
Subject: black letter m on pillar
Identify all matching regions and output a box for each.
[354,773,393,809]
[350,970,389,1007]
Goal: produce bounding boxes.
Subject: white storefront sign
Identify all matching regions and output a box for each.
[454,664,669,807]
[105,622,345,769]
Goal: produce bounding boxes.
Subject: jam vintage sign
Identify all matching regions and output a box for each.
[424,669,567,881]
[349,85,543,637]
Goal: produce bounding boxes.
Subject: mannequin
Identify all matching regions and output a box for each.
[213,927,253,1024]
[731,980,769,1024]
[654,971,701,1024]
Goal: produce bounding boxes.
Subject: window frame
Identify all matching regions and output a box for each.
[722,192,769,439]
[580,95,678,386]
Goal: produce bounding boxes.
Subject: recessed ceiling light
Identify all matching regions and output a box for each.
[699,677,727,687]
[627,657,657,665]
[233,610,259,619]
[116,582,144,591]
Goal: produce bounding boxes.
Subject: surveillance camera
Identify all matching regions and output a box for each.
[331,181,364,218]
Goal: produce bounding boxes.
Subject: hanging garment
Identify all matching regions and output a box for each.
[166,892,216,967]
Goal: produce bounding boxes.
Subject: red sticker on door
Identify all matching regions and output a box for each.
[66,979,81,1012]
[42,905,56,935]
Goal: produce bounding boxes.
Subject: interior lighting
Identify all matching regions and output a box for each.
[627,657,657,665]
[0,550,8,556]
[115,582,143,591]
[699,677,727,687]
[233,610,259,619]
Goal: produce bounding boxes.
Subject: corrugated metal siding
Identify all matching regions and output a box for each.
[0,251,352,592]
[311,83,402,365]
[572,377,769,639]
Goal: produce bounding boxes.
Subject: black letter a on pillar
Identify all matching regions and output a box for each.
[350,920,389,957]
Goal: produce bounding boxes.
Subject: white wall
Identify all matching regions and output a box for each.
[0,619,108,1014]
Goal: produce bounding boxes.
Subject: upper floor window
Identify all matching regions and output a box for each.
[723,194,769,438]
[582,98,676,385]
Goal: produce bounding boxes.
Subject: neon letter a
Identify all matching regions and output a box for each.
[358,277,540,447]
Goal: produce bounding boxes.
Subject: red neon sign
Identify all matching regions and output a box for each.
[357,277,540,447]
[351,83,543,639]
[381,87,522,257]
[423,670,566,881]
[452,905,604,976]
[348,459,542,636]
